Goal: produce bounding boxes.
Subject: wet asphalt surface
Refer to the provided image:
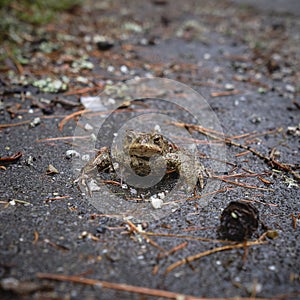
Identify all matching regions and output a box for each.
[0,1,300,299]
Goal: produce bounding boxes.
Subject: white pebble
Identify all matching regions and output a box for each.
[84,123,93,131]
[203,53,211,60]
[81,154,90,161]
[120,65,128,74]
[150,196,163,209]
[65,150,80,159]
[130,188,137,195]
[107,66,115,72]
[268,265,276,271]
[285,84,295,93]
[225,83,234,90]
[157,192,165,199]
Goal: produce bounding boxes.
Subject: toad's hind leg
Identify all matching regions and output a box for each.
[165,152,202,191]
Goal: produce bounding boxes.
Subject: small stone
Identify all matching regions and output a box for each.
[29,117,41,128]
[107,65,115,72]
[88,179,101,192]
[66,150,80,159]
[203,53,211,60]
[9,200,16,206]
[120,65,129,74]
[268,265,276,271]
[96,225,107,234]
[25,155,35,166]
[224,83,234,90]
[157,192,165,199]
[244,282,263,294]
[251,115,261,124]
[150,196,163,209]
[287,125,300,136]
[266,230,279,239]
[96,37,114,51]
[84,123,93,131]
[46,164,59,175]
[130,188,137,195]
[81,154,90,161]
[285,84,295,93]
[258,87,267,94]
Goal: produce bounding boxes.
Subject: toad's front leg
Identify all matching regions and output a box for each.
[76,147,112,192]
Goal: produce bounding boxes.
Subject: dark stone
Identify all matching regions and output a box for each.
[96,40,114,51]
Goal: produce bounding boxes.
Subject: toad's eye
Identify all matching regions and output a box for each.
[153,137,161,145]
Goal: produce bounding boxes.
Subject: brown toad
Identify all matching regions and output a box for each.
[79,130,206,192]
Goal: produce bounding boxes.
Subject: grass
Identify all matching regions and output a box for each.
[0,0,83,66]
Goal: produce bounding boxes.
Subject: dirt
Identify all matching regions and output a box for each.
[0,1,299,299]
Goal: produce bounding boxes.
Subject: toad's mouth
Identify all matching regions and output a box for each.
[129,144,163,157]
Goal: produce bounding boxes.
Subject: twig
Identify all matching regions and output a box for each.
[36,135,90,143]
[143,232,230,244]
[4,45,24,74]
[187,187,235,201]
[292,100,300,110]
[36,273,271,300]
[45,196,70,202]
[58,109,91,131]
[33,231,39,244]
[165,240,266,274]
[158,241,188,260]
[239,198,277,207]
[217,178,271,191]
[170,121,300,181]
[291,214,297,230]
[0,151,22,164]
[126,220,166,252]
[210,90,243,97]
[64,86,104,96]
[0,119,32,129]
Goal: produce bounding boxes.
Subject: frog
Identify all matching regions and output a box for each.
[78,130,206,193]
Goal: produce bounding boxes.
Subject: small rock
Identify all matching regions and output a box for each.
[120,65,129,74]
[81,154,90,161]
[46,164,59,175]
[88,179,101,192]
[130,188,137,195]
[258,87,267,94]
[9,200,16,206]
[157,192,165,199]
[287,125,300,136]
[266,230,279,239]
[84,123,94,131]
[285,84,295,93]
[29,117,41,128]
[244,282,263,295]
[268,265,276,271]
[251,115,261,124]
[224,83,234,90]
[150,196,163,209]
[96,36,115,51]
[65,150,80,159]
[96,225,107,234]
[203,53,211,60]
[25,155,35,166]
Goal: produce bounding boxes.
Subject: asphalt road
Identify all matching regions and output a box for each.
[0,1,299,299]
